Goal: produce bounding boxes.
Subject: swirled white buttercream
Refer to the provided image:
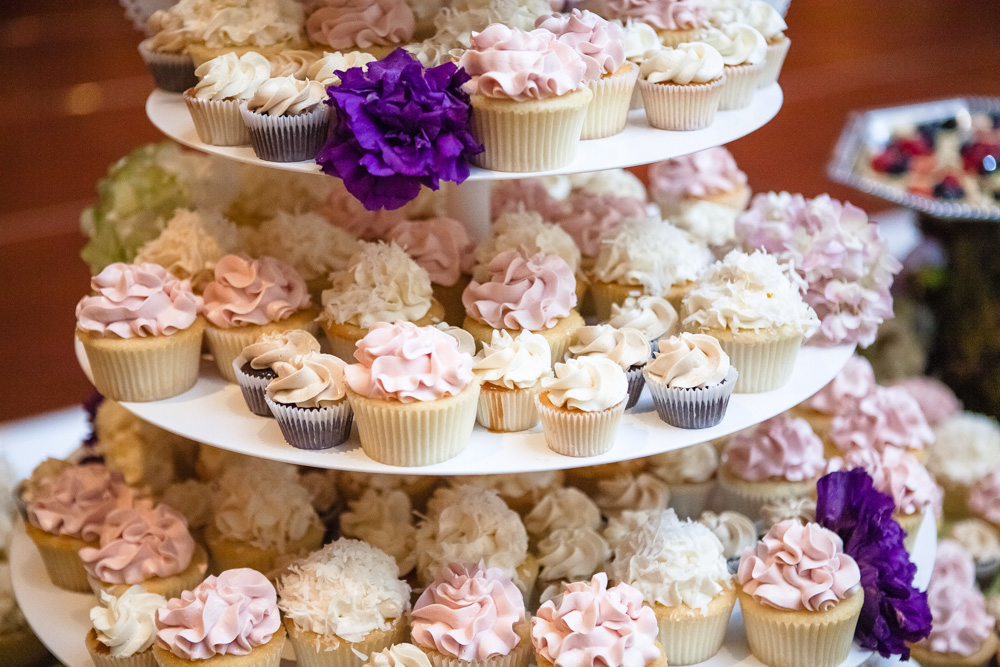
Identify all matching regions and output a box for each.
[594,473,671,514]
[700,23,766,66]
[647,333,730,388]
[928,412,1000,484]
[525,487,603,540]
[338,489,417,575]
[740,1,785,42]
[537,527,612,582]
[183,0,305,48]
[252,211,360,285]
[307,51,378,86]
[608,295,679,341]
[248,76,326,115]
[473,330,553,389]
[615,19,660,62]
[365,643,433,667]
[647,442,718,484]
[603,510,653,550]
[473,209,581,282]
[192,51,272,101]
[759,496,817,528]
[569,325,651,370]
[135,209,242,293]
[568,169,647,201]
[91,587,166,658]
[697,510,756,560]
[593,219,713,295]
[542,357,628,412]
[267,352,348,408]
[675,201,739,247]
[640,43,724,84]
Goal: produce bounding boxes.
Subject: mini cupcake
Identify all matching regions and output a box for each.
[638,43,726,131]
[240,76,330,162]
[740,0,789,87]
[611,510,735,665]
[949,520,1000,587]
[718,414,826,519]
[536,356,628,457]
[202,254,316,383]
[278,540,411,667]
[153,569,286,667]
[457,24,593,172]
[608,295,680,349]
[139,10,197,92]
[268,50,319,79]
[737,521,863,667]
[569,325,650,409]
[700,23,767,109]
[697,510,756,566]
[615,18,661,109]
[646,441,719,518]
[461,472,566,518]
[472,330,552,432]
[681,250,819,393]
[265,352,353,450]
[233,329,321,416]
[463,249,583,364]
[411,562,531,667]
[76,263,204,402]
[344,321,479,467]
[928,412,1000,519]
[536,525,612,589]
[305,0,415,59]
[339,489,417,576]
[648,147,751,218]
[185,52,271,146]
[643,333,737,429]
[307,51,379,86]
[87,586,166,667]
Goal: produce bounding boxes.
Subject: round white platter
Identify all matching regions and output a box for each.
[10,509,937,667]
[119,344,854,475]
[146,84,783,181]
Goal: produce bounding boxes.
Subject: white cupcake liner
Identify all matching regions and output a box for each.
[760,37,791,88]
[233,356,275,417]
[265,396,354,450]
[639,77,726,131]
[667,479,717,519]
[284,617,407,667]
[477,384,541,432]
[645,367,738,428]
[240,102,331,162]
[582,63,639,140]
[625,366,646,409]
[535,396,625,457]
[718,334,801,393]
[138,40,197,93]
[654,594,735,665]
[719,62,766,110]
[184,93,250,146]
[87,630,157,667]
[716,468,817,521]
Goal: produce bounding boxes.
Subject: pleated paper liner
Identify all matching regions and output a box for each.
[710,329,803,393]
[645,367,738,429]
[87,544,209,601]
[203,309,320,383]
[715,466,819,521]
[284,617,407,667]
[265,396,353,450]
[86,629,157,667]
[153,625,285,667]
[418,623,532,667]
[625,366,646,409]
[719,62,766,110]
[138,40,197,93]
[184,93,250,146]
[639,77,726,131]
[653,587,737,665]
[477,384,541,432]
[760,37,791,88]
[535,394,626,457]
[23,523,94,592]
[582,63,639,140]
[233,357,275,417]
[240,103,331,162]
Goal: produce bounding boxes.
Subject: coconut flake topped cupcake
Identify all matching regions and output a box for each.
[569,325,650,408]
[472,330,553,432]
[638,42,725,130]
[134,209,242,294]
[306,0,415,58]
[537,356,628,457]
[649,147,750,217]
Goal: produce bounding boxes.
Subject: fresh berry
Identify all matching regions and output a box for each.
[898,137,933,157]
[872,147,909,175]
[933,175,965,200]
[916,124,938,149]
[960,142,1000,174]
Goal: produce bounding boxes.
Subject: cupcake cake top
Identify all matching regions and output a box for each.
[306,0,415,50]
[569,325,651,371]
[202,254,311,328]
[555,191,648,259]
[534,9,627,80]
[639,42,723,84]
[673,201,739,247]
[928,412,1000,484]
[650,147,748,201]
[724,414,825,482]
[892,377,962,428]
[90,586,166,658]
[697,510,756,560]
[542,356,628,412]
[537,526,611,583]
[739,1,786,42]
[682,249,819,335]
[969,467,1000,526]
[339,489,417,576]
[247,76,326,115]
[615,19,660,63]
[307,50,378,86]
[365,644,433,667]
[829,385,933,456]
[134,208,241,293]
[473,330,553,390]
[345,321,474,402]
[155,568,280,659]
[252,211,361,285]
[599,0,710,31]
[173,0,304,49]
[531,573,659,667]
[321,241,434,328]
[842,446,942,517]
[594,473,671,515]
[801,355,876,415]
[922,543,995,656]
[525,487,603,539]
[412,562,525,661]
[76,262,200,338]
[268,49,319,78]
[278,539,411,643]
[80,503,196,585]
[700,23,766,66]
[385,217,476,287]
[463,249,577,331]
[608,295,678,341]
[646,441,718,484]
[192,51,272,101]
[474,209,581,281]
[738,520,861,612]
[26,463,135,542]
[239,329,321,371]
[267,351,348,408]
[646,333,730,389]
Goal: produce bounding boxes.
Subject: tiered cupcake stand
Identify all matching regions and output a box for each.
[11,82,938,666]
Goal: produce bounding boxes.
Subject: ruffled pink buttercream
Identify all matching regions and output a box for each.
[412,562,525,661]
[842,446,942,517]
[76,262,200,338]
[79,503,196,585]
[554,192,648,258]
[933,539,977,586]
[737,520,861,612]
[969,467,1000,525]
[458,24,588,101]
[26,464,135,542]
[801,356,876,414]
[321,185,407,241]
[532,573,659,667]
[598,0,709,31]
[344,321,473,402]
[462,249,577,331]
[155,568,280,660]
[306,0,414,50]
[892,376,962,427]
[724,414,826,483]
[534,10,626,80]
[922,542,995,656]
[491,180,571,223]
[829,385,934,456]
[385,218,475,287]
[202,255,311,328]
[649,148,746,203]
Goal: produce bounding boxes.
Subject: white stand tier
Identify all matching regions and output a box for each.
[116,344,854,474]
[10,509,937,667]
[146,85,783,180]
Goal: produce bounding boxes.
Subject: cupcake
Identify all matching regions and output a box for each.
[463,249,583,364]
[240,76,330,162]
[472,210,582,288]
[568,168,648,201]
[671,200,741,253]
[569,325,650,409]
[87,586,166,667]
[696,510,756,566]
[536,357,628,457]
[648,147,751,218]
[737,521,863,667]
[305,0,415,59]
[524,487,603,545]
[741,0,789,87]
[600,0,710,47]
[461,472,566,518]
[338,489,417,576]
[140,10,197,92]
[182,0,307,65]
[411,562,531,667]
[268,50,319,78]
[344,321,479,466]
[76,263,204,402]
[681,250,819,393]
[949,520,1000,587]
[610,510,735,665]
[320,241,445,362]
[928,412,1000,519]
[306,51,379,86]
[457,24,593,172]
[265,352,354,450]
[608,295,680,348]
[593,473,671,517]
[535,525,612,589]
[365,645,434,667]
[24,464,136,592]
[202,254,316,383]
[637,43,726,131]
[535,10,638,140]
[80,503,208,601]
[278,540,411,667]
[153,569,286,667]
[643,333,737,429]
[646,442,719,518]
[892,375,962,428]
[827,384,934,462]
[615,18,662,109]
[233,329,322,417]
[969,467,1000,533]
[185,52,271,146]
[471,331,553,432]
[700,23,767,109]
[791,355,876,447]
[718,414,826,519]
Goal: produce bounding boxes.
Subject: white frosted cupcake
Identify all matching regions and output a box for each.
[638,43,726,131]
[536,357,628,457]
[524,487,603,545]
[928,412,1000,519]
[184,52,271,146]
[363,644,432,667]
[86,586,166,667]
[740,1,790,87]
[266,352,354,450]
[267,50,319,79]
[608,295,680,350]
[535,524,611,589]
[233,329,321,416]
[647,442,719,518]
[569,325,651,409]
[644,333,737,428]
[339,489,417,576]
[615,19,661,109]
[240,76,330,162]
[697,510,757,567]
[593,473,671,518]
[700,23,767,109]
[472,330,552,432]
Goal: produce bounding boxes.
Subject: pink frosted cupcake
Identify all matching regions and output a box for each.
[598,0,711,47]
[568,325,651,409]
[265,351,354,450]
[305,0,415,59]
[892,376,962,428]
[828,384,934,462]
[202,254,317,383]
[649,147,750,218]
[411,562,531,667]
[792,355,876,448]
[345,321,480,466]
[969,468,1000,533]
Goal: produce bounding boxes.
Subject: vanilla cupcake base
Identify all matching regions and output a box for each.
[535,394,626,457]
[760,37,791,88]
[707,327,803,393]
[477,383,541,432]
[417,621,532,667]
[203,522,324,578]
[284,616,407,667]
[24,522,98,592]
[716,467,818,520]
[908,632,1000,667]
[322,300,445,363]
[654,586,736,665]
[645,367,738,429]
[87,629,157,667]
[639,77,726,131]
[463,310,585,366]
[153,625,286,667]
[719,62,766,111]
[582,63,639,140]
[205,309,320,383]
[88,545,209,601]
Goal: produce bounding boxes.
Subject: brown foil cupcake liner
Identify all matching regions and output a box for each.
[535,395,625,457]
[265,396,353,450]
[582,63,639,140]
[719,62,766,110]
[284,617,407,667]
[477,384,541,432]
[639,77,726,131]
[240,102,331,162]
[184,93,250,146]
[204,310,320,383]
[644,367,738,428]
[625,366,646,409]
[760,37,791,88]
[717,334,802,393]
[233,356,273,417]
[138,40,198,93]
[86,629,158,667]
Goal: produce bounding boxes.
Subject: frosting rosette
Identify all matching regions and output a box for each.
[639,42,724,84]
[892,376,962,428]
[841,446,942,517]
[534,9,626,80]
[700,23,766,66]
[646,333,729,388]
[649,147,747,202]
[801,355,876,414]
[463,249,577,331]
[202,254,311,328]
[155,568,280,659]
[609,295,679,341]
[473,330,552,389]
[594,473,671,514]
[969,467,1000,525]
[412,562,525,660]
[474,208,581,281]
[247,76,326,116]
[91,586,167,658]
[268,50,319,79]
[240,329,321,370]
[542,356,628,412]
[267,352,348,408]
[146,10,188,52]
[306,0,415,49]
[554,191,648,258]
[598,0,710,31]
[307,50,378,86]
[385,217,476,287]
[192,52,272,101]
[929,412,1000,484]
[366,643,433,667]
[76,262,200,338]
[26,463,135,542]
[829,385,933,456]
[531,573,659,667]
[616,19,660,62]
[345,321,473,402]
[697,510,757,560]
[737,520,861,612]
[647,441,718,484]
[724,414,825,482]
[537,527,612,582]
[759,496,817,528]
[569,325,650,370]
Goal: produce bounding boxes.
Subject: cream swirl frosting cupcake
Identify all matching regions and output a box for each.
[241,75,329,162]
[697,510,756,562]
[185,51,271,145]
[233,329,321,416]
[306,0,415,58]
[307,51,378,86]
[524,487,603,544]
[609,295,680,345]
[86,586,166,667]
[266,351,354,450]
[365,644,433,667]
[647,442,719,518]
[472,330,552,432]
[594,473,671,517]
[644,333,736,429]
[649,147,750,217]
[638,42,725,130]
[536,525,612,586]
[699,22,767,108]
[537,356,628,457]
[134,208,241,294]
[569,325,650,409]
[339,489,417,576]
[740,0,789,87]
